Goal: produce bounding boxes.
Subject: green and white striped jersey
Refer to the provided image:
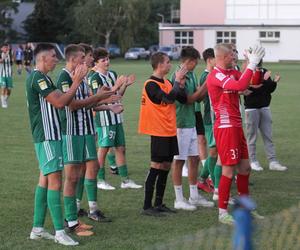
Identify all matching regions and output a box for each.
[0,52,13,77]
[56,69,95,135]
[89,70,123,127]
[26,70,61,143]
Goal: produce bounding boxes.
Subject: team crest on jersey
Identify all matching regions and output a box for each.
[38,80,48,90]
[92,80,98,89]
[107,78,112,85]
[62,84,70,92]
[215,73,226,81]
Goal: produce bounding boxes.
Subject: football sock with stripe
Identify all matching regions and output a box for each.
[76,177,85,210]
[48,189,64,230]
[33,185,47,227]
[236,173,250,195]
[208,156,217,185]
[154,169,169,207]
[84,178,98,213]
[107,152,116,166]
[118,164,128,181]
[200,160,210,180]
[97,166,105,181]
[64,196,78,226]
[214,164,222,189]
[143,168,159,210]
[218,175,232,210]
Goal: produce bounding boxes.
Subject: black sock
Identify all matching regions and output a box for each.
[143,168,159,210]
[154,169,169,207]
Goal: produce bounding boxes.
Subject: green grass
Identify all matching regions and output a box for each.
[0,59,299,249]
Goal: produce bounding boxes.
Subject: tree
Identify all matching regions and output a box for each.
[73,0,126,48]
[0,1,19,43]
[23,0,78,43]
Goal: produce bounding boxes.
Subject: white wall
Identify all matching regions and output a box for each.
[226,0,300,25]
[203,27,300,62]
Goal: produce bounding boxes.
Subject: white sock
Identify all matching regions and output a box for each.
[32,227,43,233]
[214,188,218,193]
[67,220,78,227]
[189,184,198,200]
[55,229,65,236]
[174,185,184,201]
[201,159,206,167]
[219,208,228,215]
[1,95,4,105]
[88,201,98,213]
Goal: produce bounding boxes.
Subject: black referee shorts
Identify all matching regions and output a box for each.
[195,111,205,135]
[150,135,178,163]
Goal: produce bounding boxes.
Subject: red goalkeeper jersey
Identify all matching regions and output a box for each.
[207,66,253,128]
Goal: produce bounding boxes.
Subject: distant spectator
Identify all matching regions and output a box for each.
[244,60,287,171]
[15,44,24,75]
[24,43,33,74]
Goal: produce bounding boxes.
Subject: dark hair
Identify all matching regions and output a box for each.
[34,43,56,57]
[65,44,85,61]
[150,52,168,70]
[78,43,93,55]
[1,43,9,47]
[93,47,109,62]
[180,46,200,61]
[202,48,215,62]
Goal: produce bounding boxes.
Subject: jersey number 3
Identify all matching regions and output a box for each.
[230,148,239,160]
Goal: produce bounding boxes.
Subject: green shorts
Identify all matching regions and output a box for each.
[62,134,97,164]
[0,76,13,88]
[97,124,125,148]
[204,124,216,148]
[34,140,63,176]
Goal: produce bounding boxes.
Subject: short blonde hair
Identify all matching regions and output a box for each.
[214,43,232,57]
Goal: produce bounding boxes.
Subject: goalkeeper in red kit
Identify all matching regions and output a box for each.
[206,43,265,224]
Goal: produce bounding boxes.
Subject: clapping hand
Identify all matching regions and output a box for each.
[71,63,88,86]
[111,75,127,92]
[96,85,114,100]
[125,74,136,87]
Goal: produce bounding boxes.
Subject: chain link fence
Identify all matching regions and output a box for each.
[145,202,300,250]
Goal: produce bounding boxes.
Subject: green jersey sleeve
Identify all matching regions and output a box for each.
[90,73,103,95]
[56,70,72,93]
[32,72,57,97]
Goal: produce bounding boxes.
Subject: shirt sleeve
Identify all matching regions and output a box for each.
[90,75,102,95]
[212,68,253,91]
[32,74,57,98]
[56,73,72,93]
[145,81,184,104]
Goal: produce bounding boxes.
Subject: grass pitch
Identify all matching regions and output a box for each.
[0,59,299,249]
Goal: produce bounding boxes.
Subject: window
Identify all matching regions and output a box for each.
[216,31,236,44]
[259,31,280,42]
[174,31,194,47]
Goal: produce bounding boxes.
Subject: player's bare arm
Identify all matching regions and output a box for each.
[45,64,87,108]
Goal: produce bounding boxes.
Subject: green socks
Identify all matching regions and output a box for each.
[76,177,85,201]
[63,196,77,223]
[208,157,217,185]
[47,189,64,230]
[107,152,116,166]
[214,164,222,189]
[200,159,210,179]
[33,186,47,227]
[97,166,105,181]
[84,178,97,202]
[118,165,128,180]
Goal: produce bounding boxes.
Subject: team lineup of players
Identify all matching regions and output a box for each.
[25,41,285,246]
